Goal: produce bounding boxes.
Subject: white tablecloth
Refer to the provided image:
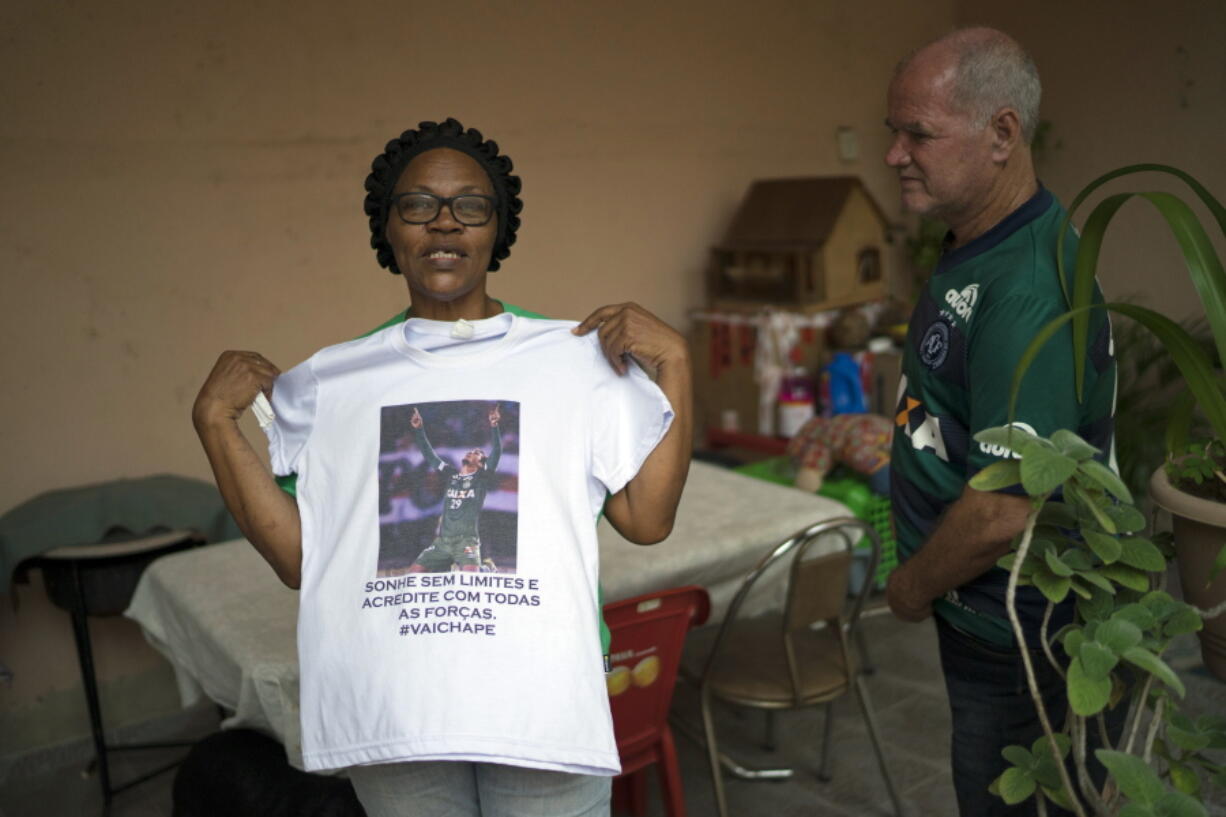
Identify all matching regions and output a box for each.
[126,461,850,767]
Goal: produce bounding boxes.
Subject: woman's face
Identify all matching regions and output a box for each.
[386,148,498,310]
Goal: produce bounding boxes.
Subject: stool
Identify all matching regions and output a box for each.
[32,529,205,815]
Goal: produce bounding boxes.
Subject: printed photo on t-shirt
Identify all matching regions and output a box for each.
[377,400,521,576]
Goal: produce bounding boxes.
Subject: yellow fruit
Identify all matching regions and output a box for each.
[606,665,631,696]
[632,655,661,688]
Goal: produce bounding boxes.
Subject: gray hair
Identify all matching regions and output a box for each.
[903,27,1042,143]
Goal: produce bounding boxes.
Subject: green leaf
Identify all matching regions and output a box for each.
[1021,446,1079,496]
[1114,603,1157,631]
[1121,646,1186,697]
[1101,563,1152,592]
[1032,566,1072,603]
[1119,803,1155,817]
[1067,483,1117,533]
[1052,429,1100,460]
[1077,458,1133,503]
[971,460,1023,491]
[1041,784,1075,812]
[1104,502,1147,533]
[1061,548,1093,570]
[1164,607,1203,637]
[1119,538,1168,572]
[1151,789,1208,817]
[1045,549,1075,577]
[1038,501,1080,529]
[1211,543,1226,583]
[1168,762,1200,797]
[1167,722,1212,753]
[1031,733,1070,760]
[1140,591,1180,621]
[1084,530,1123,564]
[1063,627,1085,658]
[1096,749,1166,806]
[1002,744,1034,769]
[1106,302,1226,448]
[997,766,1036,805]
[1076,569,1117,595]
[975,425,1041,457]
[1068,577,1094,599]
[1068,655,1112,716]
[1097,618,1144,653]
[1079,640,1119,679]
[1078,588,1114,622]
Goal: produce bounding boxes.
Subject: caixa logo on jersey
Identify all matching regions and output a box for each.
[978,421,1038,459]
[944,284,979,320]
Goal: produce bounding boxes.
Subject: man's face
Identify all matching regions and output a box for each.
[462,448,487,471]
[884,51,998,224]
[386,148,498,305]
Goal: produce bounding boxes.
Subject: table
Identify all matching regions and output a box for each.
[126,461,851,767]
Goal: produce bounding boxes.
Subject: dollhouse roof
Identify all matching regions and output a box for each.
[716,176,890,251]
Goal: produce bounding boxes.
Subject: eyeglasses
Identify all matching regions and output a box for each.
[390,192,496,226]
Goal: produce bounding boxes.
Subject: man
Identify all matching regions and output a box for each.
[883,27,1117,816]
[408,403,501,573]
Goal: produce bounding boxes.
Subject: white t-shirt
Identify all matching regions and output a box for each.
[265,312,673,774]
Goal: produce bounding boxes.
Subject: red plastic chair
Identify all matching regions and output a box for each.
[605,585,711,817]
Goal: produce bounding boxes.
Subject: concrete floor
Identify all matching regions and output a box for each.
[2,606,1224,817]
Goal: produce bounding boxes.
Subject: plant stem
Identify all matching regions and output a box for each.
[1143,696,1165,765]
[1096,712,1112,753]
[1122,676,1154,756]
[1008,505,1088,817]
[1040,601,1065,679]
[1072,714,1110,815]
[1103,675,1156,810]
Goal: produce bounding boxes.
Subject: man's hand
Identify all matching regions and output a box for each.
[489,404,500,427]
[886,565,934,623]
[410,408,422,429]
[193,351,280,432]
[573,302,687,378]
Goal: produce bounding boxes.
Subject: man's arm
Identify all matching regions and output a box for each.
[486,404,502,473]
[886,484,1032,621]
[193,351,304,589]
[574,303,693,545]
[410,408,445,471]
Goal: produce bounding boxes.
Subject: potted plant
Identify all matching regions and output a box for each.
[969,424,1225,815]
[1006,164,1226,681]
[971,163,1226,814]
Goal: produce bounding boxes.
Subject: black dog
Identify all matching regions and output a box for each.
[172,729,366,817]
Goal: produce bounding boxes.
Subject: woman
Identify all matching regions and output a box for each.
[192,118,692,817]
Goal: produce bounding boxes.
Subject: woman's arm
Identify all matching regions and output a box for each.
[574,303,693,544]
[193,351,303,588]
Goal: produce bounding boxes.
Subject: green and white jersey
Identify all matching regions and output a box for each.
[889,187,1116,647]
[412,421,502,540]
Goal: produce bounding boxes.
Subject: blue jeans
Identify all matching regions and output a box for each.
[348,761,611,817]
[936,617,1125,817]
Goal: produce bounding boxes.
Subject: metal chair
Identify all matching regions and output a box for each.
[681,517,903,817]
[31,529,205,815]
[606,585,711,817]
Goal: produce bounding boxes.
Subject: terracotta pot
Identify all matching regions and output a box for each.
[1149,467,1226,682]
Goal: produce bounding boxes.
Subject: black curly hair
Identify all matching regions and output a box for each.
[363,118,523,274]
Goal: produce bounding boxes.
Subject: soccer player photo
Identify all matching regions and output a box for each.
[377,400,520,575]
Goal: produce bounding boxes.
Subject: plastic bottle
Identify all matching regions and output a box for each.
[777,350,816,438]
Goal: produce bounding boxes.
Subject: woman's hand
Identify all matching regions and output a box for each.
[575,302,693,545]
[573,302,687,378]
[192,350,302,588]
[193,351,281,431]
